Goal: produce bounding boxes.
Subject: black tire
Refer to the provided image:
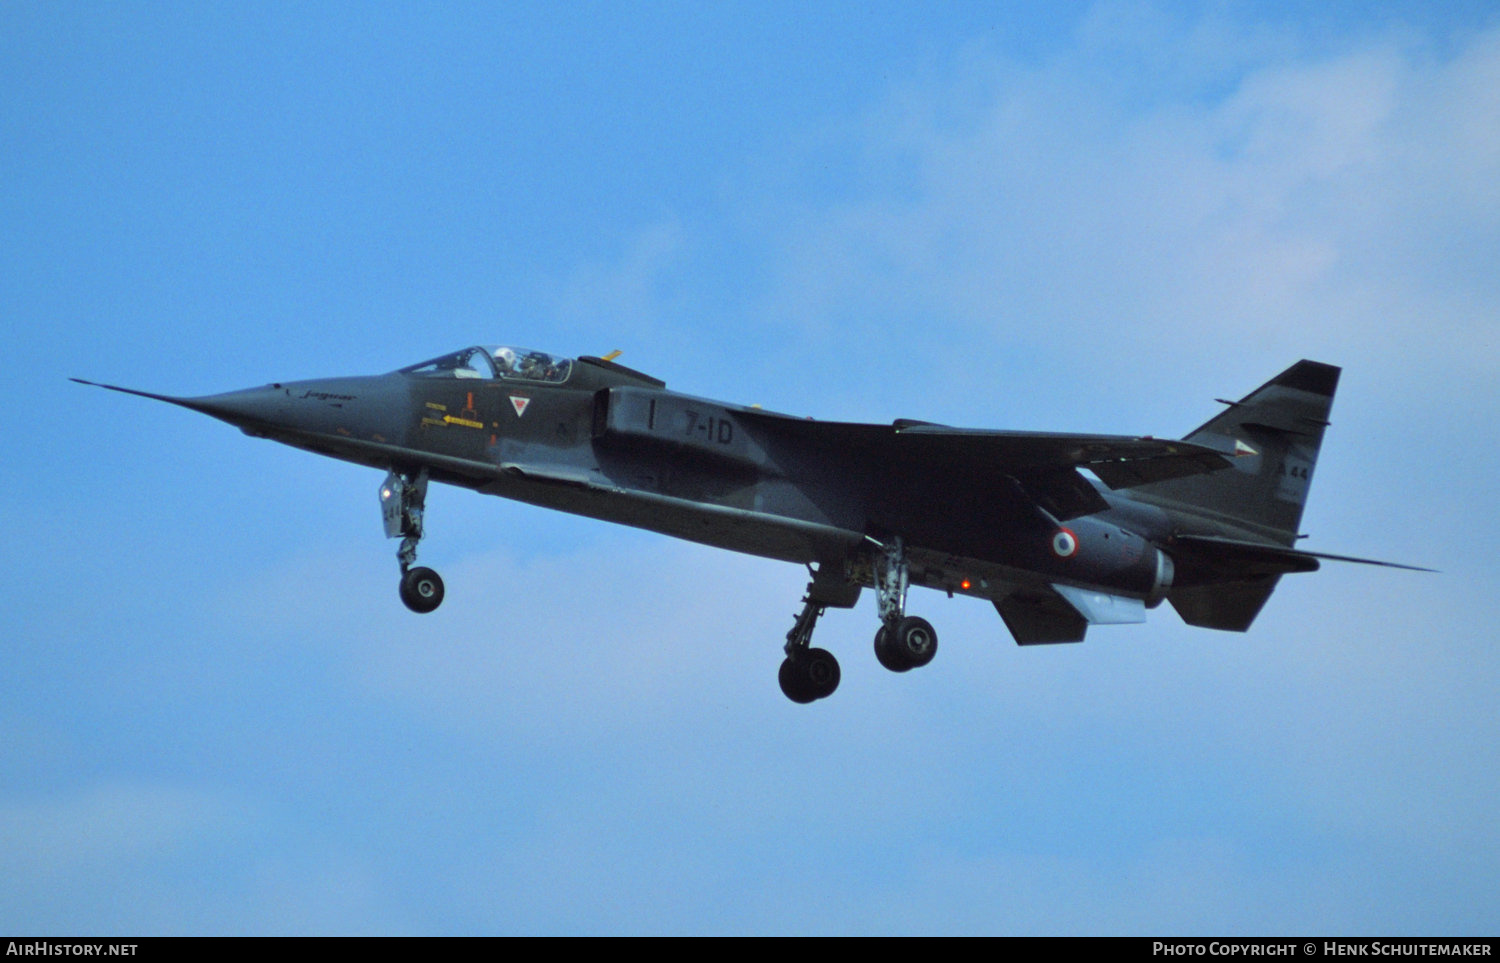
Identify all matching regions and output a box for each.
[778,657,817,704]
[874,624,911,672]
[802,647,841,700]
[400,566,445,614]
[893,616,937,668]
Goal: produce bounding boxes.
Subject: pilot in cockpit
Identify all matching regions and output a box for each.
[518,352,549,380]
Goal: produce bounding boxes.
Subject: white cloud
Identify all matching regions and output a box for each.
[751,15,1500,404]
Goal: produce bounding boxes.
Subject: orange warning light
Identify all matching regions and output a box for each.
[960,579,972,591]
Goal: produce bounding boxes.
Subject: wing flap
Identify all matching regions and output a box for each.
[1086,449,1235,488]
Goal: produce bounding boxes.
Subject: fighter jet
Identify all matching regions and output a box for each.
[74,347,1426,703]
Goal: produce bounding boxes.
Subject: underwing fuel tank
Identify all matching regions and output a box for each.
[591,386,770,473]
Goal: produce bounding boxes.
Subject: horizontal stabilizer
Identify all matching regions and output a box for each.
[1172,534,1435,574]
[1169,578,1281,632]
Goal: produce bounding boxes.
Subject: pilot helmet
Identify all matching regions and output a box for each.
[494,347,516,370]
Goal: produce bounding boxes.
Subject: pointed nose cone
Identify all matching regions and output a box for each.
[180,375,410,442]
[175,384,300,431]
[72,374,409,446]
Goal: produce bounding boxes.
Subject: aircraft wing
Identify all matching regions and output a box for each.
[742,410,1231,519]
[888,423,1233,488]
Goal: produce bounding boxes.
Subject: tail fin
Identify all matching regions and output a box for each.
[1130,360,1341,546]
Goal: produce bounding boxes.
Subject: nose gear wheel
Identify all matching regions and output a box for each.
[399,566,445,614]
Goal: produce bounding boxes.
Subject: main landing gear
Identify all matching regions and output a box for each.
[776,538,939,704]
[381,468,445,614]
[871,536,938,673]
[780,592,841,704]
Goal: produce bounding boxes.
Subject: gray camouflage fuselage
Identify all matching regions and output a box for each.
[76,350,1424,700]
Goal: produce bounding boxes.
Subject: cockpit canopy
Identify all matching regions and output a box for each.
[400,346,573,384]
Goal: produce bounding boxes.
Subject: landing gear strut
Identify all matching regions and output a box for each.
[870,536,937,672]
[774,543,940,701]
[780,592,840,704]
[778,564,861,704]
[381,468,444,614]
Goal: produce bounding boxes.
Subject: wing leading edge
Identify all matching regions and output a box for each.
[742,410,1232,520]
[888,423,1234,488]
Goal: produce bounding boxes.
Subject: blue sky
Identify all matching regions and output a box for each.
[3,1,1498,935]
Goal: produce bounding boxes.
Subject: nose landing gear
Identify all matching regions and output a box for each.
[382,468,445,614]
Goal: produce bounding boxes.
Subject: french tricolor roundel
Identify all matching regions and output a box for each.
[1051,527,1079,558]
[509,395,531,417]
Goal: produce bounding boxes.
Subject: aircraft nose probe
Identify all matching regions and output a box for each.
[68,379,292,428]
